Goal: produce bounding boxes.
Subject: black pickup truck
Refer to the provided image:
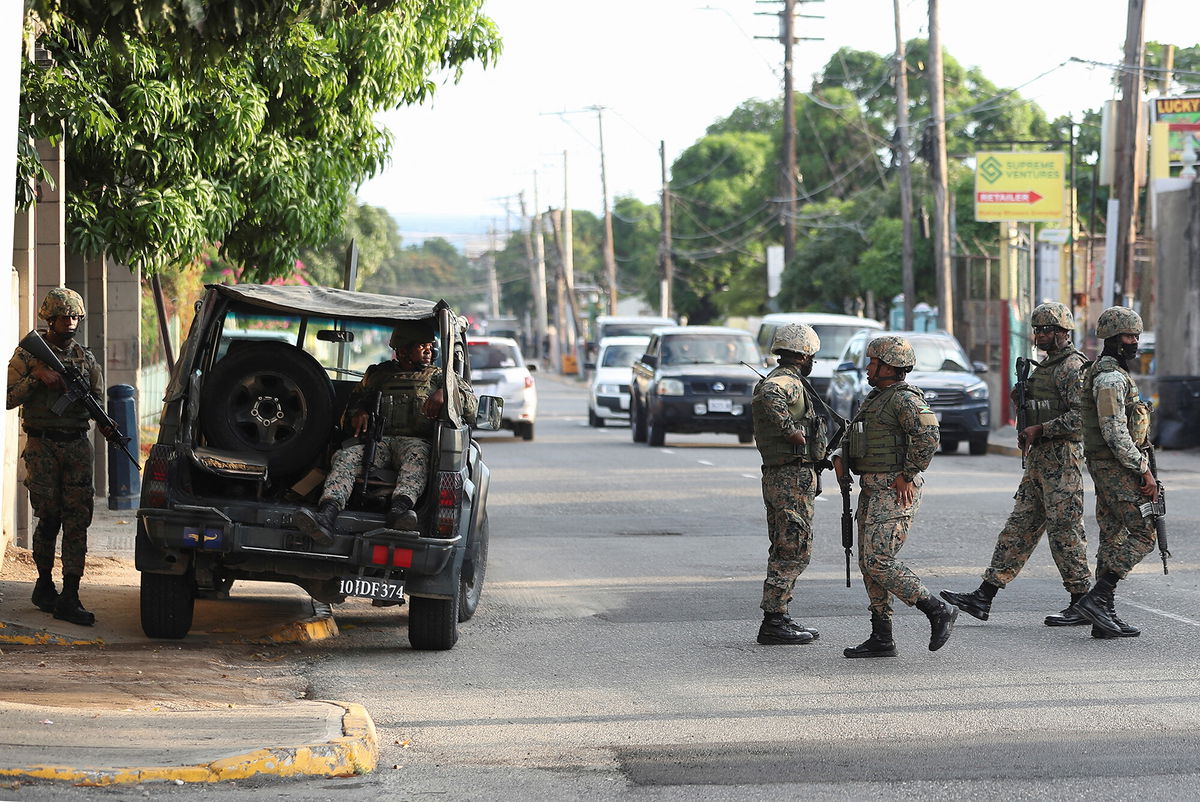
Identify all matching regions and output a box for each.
[628,326,764,447]
[136,284,502,650]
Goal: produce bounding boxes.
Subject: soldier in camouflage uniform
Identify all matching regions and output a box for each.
[752,323,830,646]
[295,321,478,544]
[1070,307,1159,639]
[832,335,957,657]
[6,288,108,626]
[940,302,1092,627]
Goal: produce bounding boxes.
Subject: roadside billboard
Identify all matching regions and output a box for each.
[1152,95,1200,174]
[974,151,1066,222]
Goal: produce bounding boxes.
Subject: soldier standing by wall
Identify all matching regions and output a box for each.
[5,288,107,626]
[1070,307,1160,639]
[832,336,957,657]
[940,302,1092,626]
[752,323,828,646]
[295,321,478,543]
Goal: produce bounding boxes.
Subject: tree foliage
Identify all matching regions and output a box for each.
[19,2,500,278]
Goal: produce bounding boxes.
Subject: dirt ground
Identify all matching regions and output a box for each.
[0,545,312,712]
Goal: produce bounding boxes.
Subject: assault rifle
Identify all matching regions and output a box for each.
[840,472,853,588]
[1142,446,1170,575]
[1014,356,1037,468]
[18,330,139,468]
[359,390,384,491]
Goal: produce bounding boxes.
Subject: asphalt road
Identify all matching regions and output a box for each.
[17,373,1200,800]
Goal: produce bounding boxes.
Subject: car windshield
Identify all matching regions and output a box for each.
[219,311,394,374]
[812,325,873,360]
[662,335,758,365]
[603,323,666,338]
[469,343,522,370]
[910,337,972,372]
[601,344,645,368]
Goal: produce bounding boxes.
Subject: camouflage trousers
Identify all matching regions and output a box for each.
[856,472,931,620]
[1087,457,1157,578]
[22,433,94,576]
[982,439,1090,594]
[759,461,816,614]
[321,435,431,509]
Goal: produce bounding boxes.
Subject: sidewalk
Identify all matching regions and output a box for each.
[0,507,377,786]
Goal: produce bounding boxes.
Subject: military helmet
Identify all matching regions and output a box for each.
[771,323,820,357]
[389,320,437,350]
[866,335,916,369]
[1031,301,1074,330]
[1095,306,1143,340]
[38,287,85,321]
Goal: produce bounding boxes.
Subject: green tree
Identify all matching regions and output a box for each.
[19,3,500,278]
[298,199,402,288]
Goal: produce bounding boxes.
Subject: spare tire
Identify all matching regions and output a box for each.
[200,342,334,479]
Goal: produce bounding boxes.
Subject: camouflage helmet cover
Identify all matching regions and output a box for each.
[866,335,917,369]
[771,323,820,357]
[1095,306,1143,339]
[1031,301,1074,330]
[389,320,437,349]
[38,287,85,321]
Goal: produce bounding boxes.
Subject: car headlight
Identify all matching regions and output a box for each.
[596,383,622,395]
[656,379,684,396]
[967,381,988,400]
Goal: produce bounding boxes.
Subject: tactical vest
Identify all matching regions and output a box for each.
[18,342,95,430]
[846,383,917,473]
[753,367,829,465]
[371,364,440,438]
[1022,347,1083,439]
[1081,356,1146,459]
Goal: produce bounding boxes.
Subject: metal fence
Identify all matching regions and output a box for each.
[137,361,170,435]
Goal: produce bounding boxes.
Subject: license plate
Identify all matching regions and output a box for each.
[708,398,733,412]
[934,411,943,422]
[338,576,404,601]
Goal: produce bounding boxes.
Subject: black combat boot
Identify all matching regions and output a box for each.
[387,495,419,531]
[1072,572,1122,638]
[31,570,59,613]
[1092,591,1140,639]
[52,574,95,627]
[1044,592,1089,626]
[757,612,816,645]
[939,581,999,621]
[843,614,897,658]
[295,500,340,545]
[780,614,819,639]
[916,596,958,651]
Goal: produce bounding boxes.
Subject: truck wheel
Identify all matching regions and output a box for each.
[521,421,535,441]
[140,571,195,639]
[458,514,489,622]
[408,586,460,650]
[941,439,960,454]
[969,436,989,455]
[648,411,666,447]
[631,400,647,443]
[738,430,754,444]
[588,408,601,427]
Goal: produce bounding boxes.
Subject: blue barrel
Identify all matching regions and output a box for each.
[107,384,140,510]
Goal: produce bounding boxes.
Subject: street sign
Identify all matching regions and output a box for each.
[1037,228,1070,244]
[974,151,1066,222]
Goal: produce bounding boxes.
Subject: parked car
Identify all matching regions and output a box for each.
[756,312,884,399]
[828,329,990,455]
[586,335,650,426]
[629,326,763,447]
[467,336,537,440]
[136,283,503,650]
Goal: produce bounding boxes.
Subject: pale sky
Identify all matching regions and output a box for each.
[357,0,1193,243]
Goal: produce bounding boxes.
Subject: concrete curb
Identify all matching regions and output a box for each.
[987,442,1023,457]
[0,700,378,786]
[0,619,104,647]
[246,601,340,645]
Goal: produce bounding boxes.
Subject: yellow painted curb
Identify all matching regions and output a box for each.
[0,620,104,647]
[0,700,377,785]
[245,602,339,645]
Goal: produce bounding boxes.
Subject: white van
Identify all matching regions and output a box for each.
[756,313,884,399]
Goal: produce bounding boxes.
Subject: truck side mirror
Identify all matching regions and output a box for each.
[475,395,504,431]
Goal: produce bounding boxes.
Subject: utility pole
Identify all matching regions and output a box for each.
[587,105,619,315]
[486,222,499,318]
[522,178,548,361]
[561,150,576,350]
[659,140,674,319]
[893,0,915,329]
[1114,0,1146,307]
[927,0,953,334]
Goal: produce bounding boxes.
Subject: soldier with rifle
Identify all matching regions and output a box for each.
[940,302,1092,628]
[6,288,120,626]
[295,321,478,544]
[1070,307,1163,639]
[750,323,839,646]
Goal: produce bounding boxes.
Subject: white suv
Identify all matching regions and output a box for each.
[468,336,538,440]
[587,335,650,426]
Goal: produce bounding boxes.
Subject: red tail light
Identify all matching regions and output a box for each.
[370,544,413,567]
[436,473,463,537]
[524,376,534,389]
[141,444,173,508]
